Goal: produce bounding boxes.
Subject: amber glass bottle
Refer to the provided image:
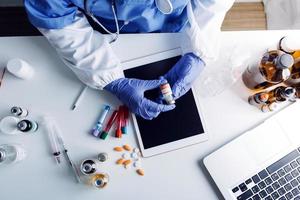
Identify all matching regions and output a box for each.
[242,50,293,91]
[266,86,296,103]
[280,37,300,86]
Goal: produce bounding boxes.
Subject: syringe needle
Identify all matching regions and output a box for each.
[42,116,61,164]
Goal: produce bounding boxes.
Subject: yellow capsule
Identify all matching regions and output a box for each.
[114,147,123,152]
[123,144,132,151]
[136,169,145,176]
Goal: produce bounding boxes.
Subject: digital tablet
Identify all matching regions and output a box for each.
[122,49,208,157]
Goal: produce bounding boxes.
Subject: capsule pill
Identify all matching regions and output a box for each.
[114,147,123,152]
[123,144,132,151]
[123,160,131,166]
[116,158,125,165]
[136,169,145,176]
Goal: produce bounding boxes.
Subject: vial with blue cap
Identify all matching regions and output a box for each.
[91,105,111,137]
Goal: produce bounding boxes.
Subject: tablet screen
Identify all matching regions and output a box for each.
[124,56,204,149]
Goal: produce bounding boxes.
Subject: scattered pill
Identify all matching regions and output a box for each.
[124,164,131,169]
[131,152,139,160]
[122,153,130,159]
[116,158,125,165]
[136,169,144,176]
[123,160,131,166]
[113,147,123,152]
[133,148,140,153]
[123,144,132,151]
[133,161,142,168]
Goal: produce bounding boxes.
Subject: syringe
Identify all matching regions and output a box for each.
[52,122,81,183]
[42,116,61,164]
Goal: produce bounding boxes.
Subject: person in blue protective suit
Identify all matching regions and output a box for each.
[24,0,234,120]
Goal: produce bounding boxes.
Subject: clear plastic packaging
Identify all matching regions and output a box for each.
[197,45,250,97]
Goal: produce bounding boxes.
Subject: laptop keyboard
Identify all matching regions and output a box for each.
[232,148,300,200]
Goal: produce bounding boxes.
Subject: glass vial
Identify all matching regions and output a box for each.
[80,159,100,176]
[261,102,279,113]
[160,81,175,105]
[11,106,28,118]
[97,153,108,163]
[0,144,26,165]
[267,86,296,103]
[89,173,109,189]
[242,50,293,90]
[279,36,300,59]
[17,119,38,133]
[248,92,269,106]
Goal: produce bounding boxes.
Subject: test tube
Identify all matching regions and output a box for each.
[121,106,129,134]
[99,110,119,140]
[91,105,111,137]
[115,106,123,138]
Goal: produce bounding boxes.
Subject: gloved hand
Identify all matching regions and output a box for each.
[163,53,205,100]
[104,78,175,120]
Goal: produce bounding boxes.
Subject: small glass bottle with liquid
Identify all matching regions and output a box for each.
[242,50,293,90]
[89,173,109,189]
[279,36,300,86]
[266,86,296,103]
[0,144,26,165]
[279,36,300,59]
[248,92,269,106]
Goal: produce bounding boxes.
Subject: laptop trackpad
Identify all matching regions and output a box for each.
[243,119,292,165]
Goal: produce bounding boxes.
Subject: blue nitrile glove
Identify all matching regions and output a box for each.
[162,53,205,100]
[104,78,176,120]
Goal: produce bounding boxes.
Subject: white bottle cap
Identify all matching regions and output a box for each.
[0,116,19,135]
[280,36,300,53]
[155,0,173,14]
[6,58,35,80]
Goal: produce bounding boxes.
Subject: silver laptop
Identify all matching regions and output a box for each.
[204,102,300,200]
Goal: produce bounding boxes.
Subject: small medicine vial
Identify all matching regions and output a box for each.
[17,119,38,133]
[0,144,27,165]
[261,102,279,113]
[160,81,175,105]
[248,92,269,106]
[80,159,100,175]
[97,153,108,162]
[11,106,28,118]
[89,173,109,189]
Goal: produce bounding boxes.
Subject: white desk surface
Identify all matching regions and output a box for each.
[0,30,300,200]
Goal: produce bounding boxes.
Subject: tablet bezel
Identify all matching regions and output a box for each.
[122,48,209,157]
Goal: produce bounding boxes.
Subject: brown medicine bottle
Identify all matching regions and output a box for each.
[242,50,293,91]
[279,36,300,86]
[266,86,296,103]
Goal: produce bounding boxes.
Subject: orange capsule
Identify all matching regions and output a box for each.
[123,144,132,151]
[136,169,145,176]
[123,159,131,166]
[114,147,123,152]
[116,158,125,165]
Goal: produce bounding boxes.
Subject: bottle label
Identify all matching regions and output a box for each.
[243,64,267,89]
